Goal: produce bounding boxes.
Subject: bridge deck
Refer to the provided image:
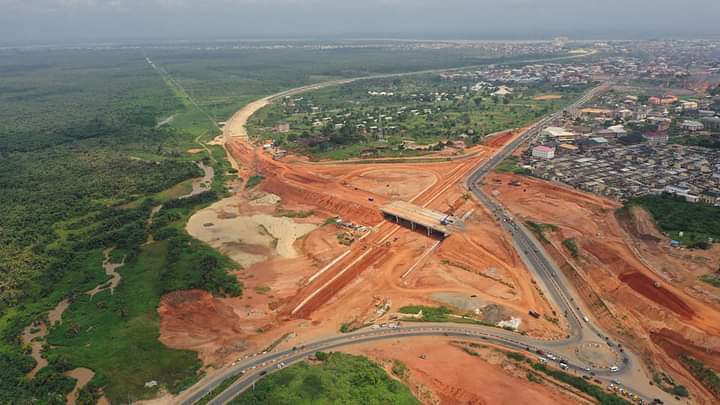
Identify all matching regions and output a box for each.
[380,201,455,236]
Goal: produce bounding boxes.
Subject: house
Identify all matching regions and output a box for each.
[607,125,628,137]
[664,185,699,202]
[576,138,605,152]
[617,133,646,145]
[680,120,704,131]
[492,86,513,96]
[593,128,617,139]
[643,132,669,145]
[699,191,720,206]
[542,127,576,143]
[678,100,699,112]
[649,95,678,105]
[648,117,672,132]
[274,122,290,133]
[558,143,579,153]
[701,116,720,130]
[532,145,555,159]
[614,109,634,120]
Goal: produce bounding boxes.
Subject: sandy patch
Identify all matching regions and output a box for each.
[65,368,95,405]
[183,162,214,199]
[186,148,203,154]
[88,249,124,297]
[248,192,282,206]
[187,197,317,267]
[345,168,437,201]
[21,297,71,378]
[533,94,562,100]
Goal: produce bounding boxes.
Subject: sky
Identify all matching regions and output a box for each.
[1,0,720,43]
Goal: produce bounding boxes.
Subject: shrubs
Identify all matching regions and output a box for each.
[161,235,242,297]
[398,305,452,322]
[391,360,408,379]
[532,363,631,405]
[699,274,720,288]
[626,195,719,248]
[245,174,265,189]
[681,356,720,397]
[232,353,419,405]
[526,221,558,243]
[562,238,579,257]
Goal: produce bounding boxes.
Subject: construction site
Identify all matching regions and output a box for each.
[160,83,720,405]
[483,172,720,403]
[164,109,567,357]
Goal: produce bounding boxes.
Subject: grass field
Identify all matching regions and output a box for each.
[47,243,203,402]
[231,352,420,405]
[495,156,531,174]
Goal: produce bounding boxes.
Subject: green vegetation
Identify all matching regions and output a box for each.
[254,285,271,295]
[398,305,493,326]
[231,352,419,405]
[532,363,632,405]
[0,49,244,403]
[197,373,243,405]
[672,385,690,397]
[699,273,720,288]
[670,134,720,150]
[526,221,559,243]
[681,356,720,397]
[277,209,315,218]
[562,238,579,258]
[462,347,480,356]
[506,351,529,363]
[653,371,689,398]
[46,242,207,402]
[323,217,340,225]
[391,360,409,379]
[245,174,265,189]
[0,43,596,403]
[626,195,720,248]
[248,75,586,160]
[398,305,453,322]
[527,372,543,384]
[496,156,531,174]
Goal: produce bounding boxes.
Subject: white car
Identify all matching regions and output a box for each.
[609,366,619,372]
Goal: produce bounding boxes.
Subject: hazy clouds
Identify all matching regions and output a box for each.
[1,0,719,43]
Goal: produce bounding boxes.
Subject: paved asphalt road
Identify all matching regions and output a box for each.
[177,81,673,404]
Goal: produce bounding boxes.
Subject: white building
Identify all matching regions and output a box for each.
[492,86,513,96]
[680,120,704,131]
[532,145,556,159]
[607,125,627,136]
[542,127,576,143]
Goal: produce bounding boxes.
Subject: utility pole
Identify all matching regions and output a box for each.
[379,112,385,141]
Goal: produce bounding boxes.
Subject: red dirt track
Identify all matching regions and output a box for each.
[285,156,482,318]
[618,272,694,319]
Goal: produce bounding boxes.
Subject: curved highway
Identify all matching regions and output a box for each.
[176,79,673,404]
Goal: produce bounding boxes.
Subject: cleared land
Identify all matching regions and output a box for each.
[162,98,565,379]
[483,172,720,403]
